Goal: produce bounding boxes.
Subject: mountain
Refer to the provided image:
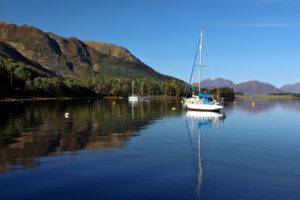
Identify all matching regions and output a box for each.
[198,78,283,94]
[0,41,53,75]
[84,41,141,64]
[0,21,171,80]
[232,80,282,94]
[0,41,54,93]
[201,78,234,89]
[281,82,300,93]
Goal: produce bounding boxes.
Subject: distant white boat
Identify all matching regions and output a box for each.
[184,30,224,112]
[128,81,149,102]
[138,82,149,101]
[128,81,139,102]
[128,95,139,102]
[138,96,149,101]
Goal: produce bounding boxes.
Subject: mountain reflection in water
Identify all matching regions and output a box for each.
[0,100,182,173]
[1,98,300,200]
[232,98,300,114]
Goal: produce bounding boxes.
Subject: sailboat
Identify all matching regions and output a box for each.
[128,81,149,102]
[184,31,224,111]
[128,81,139,102]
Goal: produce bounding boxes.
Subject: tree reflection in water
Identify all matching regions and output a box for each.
[0,100,182,173]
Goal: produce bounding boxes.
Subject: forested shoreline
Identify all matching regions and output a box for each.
[0,53,235,101]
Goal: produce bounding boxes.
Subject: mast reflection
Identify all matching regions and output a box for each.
[185,111,226,198]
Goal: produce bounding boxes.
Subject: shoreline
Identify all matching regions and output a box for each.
[0,97,100,102]
[0,95,181,102]
[2,94,297,103]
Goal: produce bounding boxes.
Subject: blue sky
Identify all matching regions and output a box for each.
[1,0,300,87]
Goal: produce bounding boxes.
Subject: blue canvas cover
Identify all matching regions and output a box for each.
[198,92,213,98]
[203,99,213,104]
[198,119,213,128]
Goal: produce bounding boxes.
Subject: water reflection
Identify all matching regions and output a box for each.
[0,100,182,173]
[279,100,300,113]
[1,99,299,175]
[233,98,300,114]
[185,111,226,198]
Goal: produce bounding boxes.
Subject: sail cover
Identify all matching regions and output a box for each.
[198,92,213,98]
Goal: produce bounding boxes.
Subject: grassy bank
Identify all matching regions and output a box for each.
[236,94,300,99]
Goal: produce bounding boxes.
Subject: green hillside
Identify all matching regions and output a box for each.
[0,21,185,98]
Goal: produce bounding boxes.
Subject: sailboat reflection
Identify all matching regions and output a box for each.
[185,111,226,198]
[129,101,147,120]
[129,101,138,119]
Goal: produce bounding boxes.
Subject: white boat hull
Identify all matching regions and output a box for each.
[128,96,139,102]
[185,102,223,111]
[129,96,149,102]
[186,110,224,118]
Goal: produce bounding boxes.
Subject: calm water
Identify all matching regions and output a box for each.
[1,99,300,200]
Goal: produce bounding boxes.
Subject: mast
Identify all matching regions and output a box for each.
[132,81,134,96]
[197,126,203,197]
[141,81,144,96]
[198,30,203,93]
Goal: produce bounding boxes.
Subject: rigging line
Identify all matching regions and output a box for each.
[185,38,201,98]
[203,115,226,176]
[203,120,220,175]
[203,34,221,96]
[184,116,198,171]
[203,34,214,83]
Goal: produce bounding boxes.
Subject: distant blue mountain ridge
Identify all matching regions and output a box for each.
[197,78,300,94]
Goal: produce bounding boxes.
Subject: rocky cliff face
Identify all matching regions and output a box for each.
[84,41,142,64]
[0,21,170,80]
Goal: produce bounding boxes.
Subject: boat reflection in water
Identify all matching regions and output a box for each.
[129,100,149,120]
[185,111,226,198]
